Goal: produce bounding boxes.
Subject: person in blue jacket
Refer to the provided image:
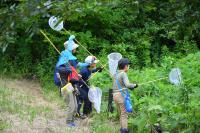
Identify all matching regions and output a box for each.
[54,35,77,87]
[54,35,87,87]
[54,35,87,127]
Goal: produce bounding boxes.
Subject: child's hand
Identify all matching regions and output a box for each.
[78,74,82,78]
[134,84,138,88]
[96,67,103,72]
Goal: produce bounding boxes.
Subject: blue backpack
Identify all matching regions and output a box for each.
[116,72,133,113]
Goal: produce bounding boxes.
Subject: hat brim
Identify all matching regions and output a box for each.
[65,41,79,50]
[94,60,99,64]
[72,43,79,50]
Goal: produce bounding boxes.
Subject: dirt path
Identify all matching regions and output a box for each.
[0,78,91,133]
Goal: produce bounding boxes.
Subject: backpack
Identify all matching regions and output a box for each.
[68,66,80,81]
[54,67,61,86]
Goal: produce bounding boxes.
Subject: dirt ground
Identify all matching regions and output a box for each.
[0,78,91,133]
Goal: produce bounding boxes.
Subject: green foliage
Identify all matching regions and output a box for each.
[126,52,200,132]
[1,0,200,76]
[88,52,200,132]
[0,1,200,132]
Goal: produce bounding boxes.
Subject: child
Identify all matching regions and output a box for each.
[77,56,103,116]
[54,35,79,88]
[113,58,138,133]
[54,35,87,88]
[54,35,84,127]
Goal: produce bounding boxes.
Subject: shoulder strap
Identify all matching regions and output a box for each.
[116,72,125,97]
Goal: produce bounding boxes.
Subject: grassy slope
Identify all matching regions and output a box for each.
[0,79,90,133]
[0,52,199,133]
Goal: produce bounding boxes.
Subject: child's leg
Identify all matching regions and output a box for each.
[73,93,78,119]
[78,85,89,115]
[113,92,128,129]
[77,96,84,115]
[82,87,92,115]
[83,97,92,115]
[65,93,77,124]
[75,84,83,115]
[118,102,128,129]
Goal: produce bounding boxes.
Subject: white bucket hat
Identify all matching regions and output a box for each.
[64,41,79,51]
[85,56,99,65]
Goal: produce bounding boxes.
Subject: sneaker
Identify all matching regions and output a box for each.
[67,122,76,127]
[120,128,129,133]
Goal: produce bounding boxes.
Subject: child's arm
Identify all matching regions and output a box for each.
[77,62,89,68]
[122,72,137,90]
[91,67,103,73]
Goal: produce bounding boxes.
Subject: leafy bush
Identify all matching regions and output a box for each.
[127,52,200,132]
[89,52,200,133]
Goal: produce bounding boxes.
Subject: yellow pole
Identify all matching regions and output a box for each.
[40,29,99,88]
[138,77,168,86]
[63,28,112,76]
[40,30,61,54]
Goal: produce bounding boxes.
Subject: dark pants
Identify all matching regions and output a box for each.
[77,84,92,115]
[83,97,92,115]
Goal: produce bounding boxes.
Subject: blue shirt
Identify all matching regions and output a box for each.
[80,67,97,81]
[56,50,77,67]
[79,67,98,91]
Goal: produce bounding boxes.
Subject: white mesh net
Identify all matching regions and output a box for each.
[88,87,102,113]
[48,16,63,31]
[108,53,122,76]
[169,68,182,86]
